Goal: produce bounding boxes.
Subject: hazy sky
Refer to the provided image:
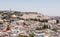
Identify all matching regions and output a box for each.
[0,0,60,16]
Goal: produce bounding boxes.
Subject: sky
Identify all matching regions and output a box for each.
[0,0,60,16]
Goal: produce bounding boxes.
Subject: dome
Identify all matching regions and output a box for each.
[11,15,17,18]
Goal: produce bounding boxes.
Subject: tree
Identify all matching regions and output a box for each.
[56,20,59,23]
[52,28,57,32]
[17,34,28,37]
[43,25,48,29]
[6,25,10,31]
[29,33,35,37]
[36,27,42,30]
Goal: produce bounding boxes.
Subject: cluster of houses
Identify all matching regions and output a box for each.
[0,11,60,37]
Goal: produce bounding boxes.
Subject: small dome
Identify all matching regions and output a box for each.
[11,15,17,18]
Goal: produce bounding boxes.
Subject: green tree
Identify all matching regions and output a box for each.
[6,25,10,30]
[17,34,28,37]
[29,33,35,37]
[43,25,48,29]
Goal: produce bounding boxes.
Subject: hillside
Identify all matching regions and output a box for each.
[0,11,60,37]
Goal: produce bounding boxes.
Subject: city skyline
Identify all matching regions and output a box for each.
[0,0,60,16]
